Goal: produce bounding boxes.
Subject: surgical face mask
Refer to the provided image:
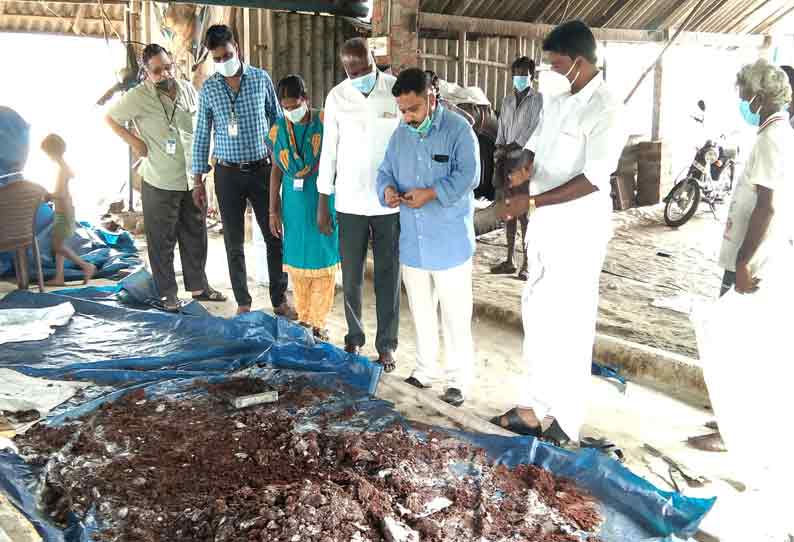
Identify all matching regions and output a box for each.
[406,96,434,137]
[562,59,580,88]
[513,75,530,92]
[739,96,760,127]
[350,71,376,94]
[215,54,241,78]
[285,102,308,124]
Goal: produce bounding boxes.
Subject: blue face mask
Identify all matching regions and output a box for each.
[350,70,377,94]
[739,96,760,127]
[405,96,434,137]
[513,75,530,92]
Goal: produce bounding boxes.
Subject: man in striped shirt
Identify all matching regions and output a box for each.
[192,25,296,318]
[491,57,543,281]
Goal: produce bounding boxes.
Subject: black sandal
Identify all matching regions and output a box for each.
[192,288,227,302]
[540,419,572,447]
[489,408,541,436]
[490,261,518,275]
[580,436,625,462]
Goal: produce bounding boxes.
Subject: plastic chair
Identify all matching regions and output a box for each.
[0,180,47,292]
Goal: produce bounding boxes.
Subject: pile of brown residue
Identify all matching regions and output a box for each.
[16,377,603,542]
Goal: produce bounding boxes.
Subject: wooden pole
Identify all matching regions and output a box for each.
[624,0,709,105]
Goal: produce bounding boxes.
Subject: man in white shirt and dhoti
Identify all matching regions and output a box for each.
[490,20,626,444]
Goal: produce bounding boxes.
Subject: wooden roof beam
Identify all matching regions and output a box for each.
[419,11,771,48]
[419,11,664,41]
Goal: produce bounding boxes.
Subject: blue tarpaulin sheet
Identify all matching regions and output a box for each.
[0,287,715,541]
[0,203,141,281]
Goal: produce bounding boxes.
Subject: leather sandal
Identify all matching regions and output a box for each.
[489,408,541,437]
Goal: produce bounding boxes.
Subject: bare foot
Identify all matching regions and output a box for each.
[81,263,97,284]
[46,278,66,286]
[236,305,251,315]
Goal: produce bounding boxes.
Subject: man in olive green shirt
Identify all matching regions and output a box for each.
[106,44,224,311]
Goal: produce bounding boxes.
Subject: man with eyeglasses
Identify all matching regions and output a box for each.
[106,43,225,312]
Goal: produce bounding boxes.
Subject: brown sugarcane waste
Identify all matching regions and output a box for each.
[16,378,603,542]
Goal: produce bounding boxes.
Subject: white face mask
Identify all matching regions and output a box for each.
[285,103,308,124]
[215,54,241,78]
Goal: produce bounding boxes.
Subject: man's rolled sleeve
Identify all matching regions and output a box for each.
[316,93,339,196]
[582,106,625,193]
[191,88,213,176]
[107,90,138,125]
[434,126,480,207]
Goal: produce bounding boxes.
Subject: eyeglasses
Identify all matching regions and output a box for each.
[149,64,174,76]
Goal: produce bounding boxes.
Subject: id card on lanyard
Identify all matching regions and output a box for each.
[158,87,180,155]
[165,127,178,155]
[225,76,244,138]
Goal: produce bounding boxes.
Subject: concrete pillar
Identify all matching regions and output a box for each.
[372,0,419,73]
[651,58,664,141]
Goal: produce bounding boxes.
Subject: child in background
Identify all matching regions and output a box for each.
[40,134,96,285]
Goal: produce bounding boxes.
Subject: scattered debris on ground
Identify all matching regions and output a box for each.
[16,377,603,542]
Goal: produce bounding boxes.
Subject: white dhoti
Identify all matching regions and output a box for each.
[519,199,612,441]
[692,243,794,490]
[403,259,475,392]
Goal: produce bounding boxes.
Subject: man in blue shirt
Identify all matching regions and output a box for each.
[376,68,480,407]
[192,25,295,318]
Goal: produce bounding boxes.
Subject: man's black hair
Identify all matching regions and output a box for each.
[542,20,597,65]
[277,74,307,100]
[511,56,535,75]
[392,68,431,98]
[205,25,235,50]
[142,43,169,66]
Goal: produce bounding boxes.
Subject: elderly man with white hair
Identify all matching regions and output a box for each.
[688,58,794,539]
[691,56,794,479]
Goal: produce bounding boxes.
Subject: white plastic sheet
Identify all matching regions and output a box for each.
[0,302,74,345]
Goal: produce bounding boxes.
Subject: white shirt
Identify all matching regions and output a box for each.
[317,72,400,216]
[719,112,794,274]
[524,75,625,225]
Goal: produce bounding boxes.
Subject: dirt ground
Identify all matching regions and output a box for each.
[474,204,727,358]
[2,204,790,540]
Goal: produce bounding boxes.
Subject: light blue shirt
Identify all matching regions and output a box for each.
[377,106,480,271]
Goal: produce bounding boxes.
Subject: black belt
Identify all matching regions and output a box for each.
[216,157,270,172]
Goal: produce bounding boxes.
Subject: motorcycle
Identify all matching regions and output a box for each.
[663,102,738,227]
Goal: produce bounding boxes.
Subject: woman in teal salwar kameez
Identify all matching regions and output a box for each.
[268,75,340,340]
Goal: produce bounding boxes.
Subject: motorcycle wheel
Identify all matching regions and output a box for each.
[664,179,701,227]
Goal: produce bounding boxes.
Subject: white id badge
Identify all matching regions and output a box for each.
[228,114,239,138]
[293,178,304,192]
[165,138,177,155]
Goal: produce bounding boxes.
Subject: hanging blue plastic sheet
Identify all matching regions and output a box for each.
[0,287,714,541]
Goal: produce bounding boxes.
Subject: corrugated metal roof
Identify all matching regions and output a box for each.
[0,1,126,38]
[420,0,794,34]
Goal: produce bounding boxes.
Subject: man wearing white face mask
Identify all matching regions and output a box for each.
[316,38,401,372]
[489,21,626,444]
[192,25,296,319]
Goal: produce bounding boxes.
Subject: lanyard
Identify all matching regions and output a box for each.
[156,88,179,128]
[223,73,245,114]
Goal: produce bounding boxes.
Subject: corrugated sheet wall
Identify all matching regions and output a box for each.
[232,9,355,108]
[419,35,543,112]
